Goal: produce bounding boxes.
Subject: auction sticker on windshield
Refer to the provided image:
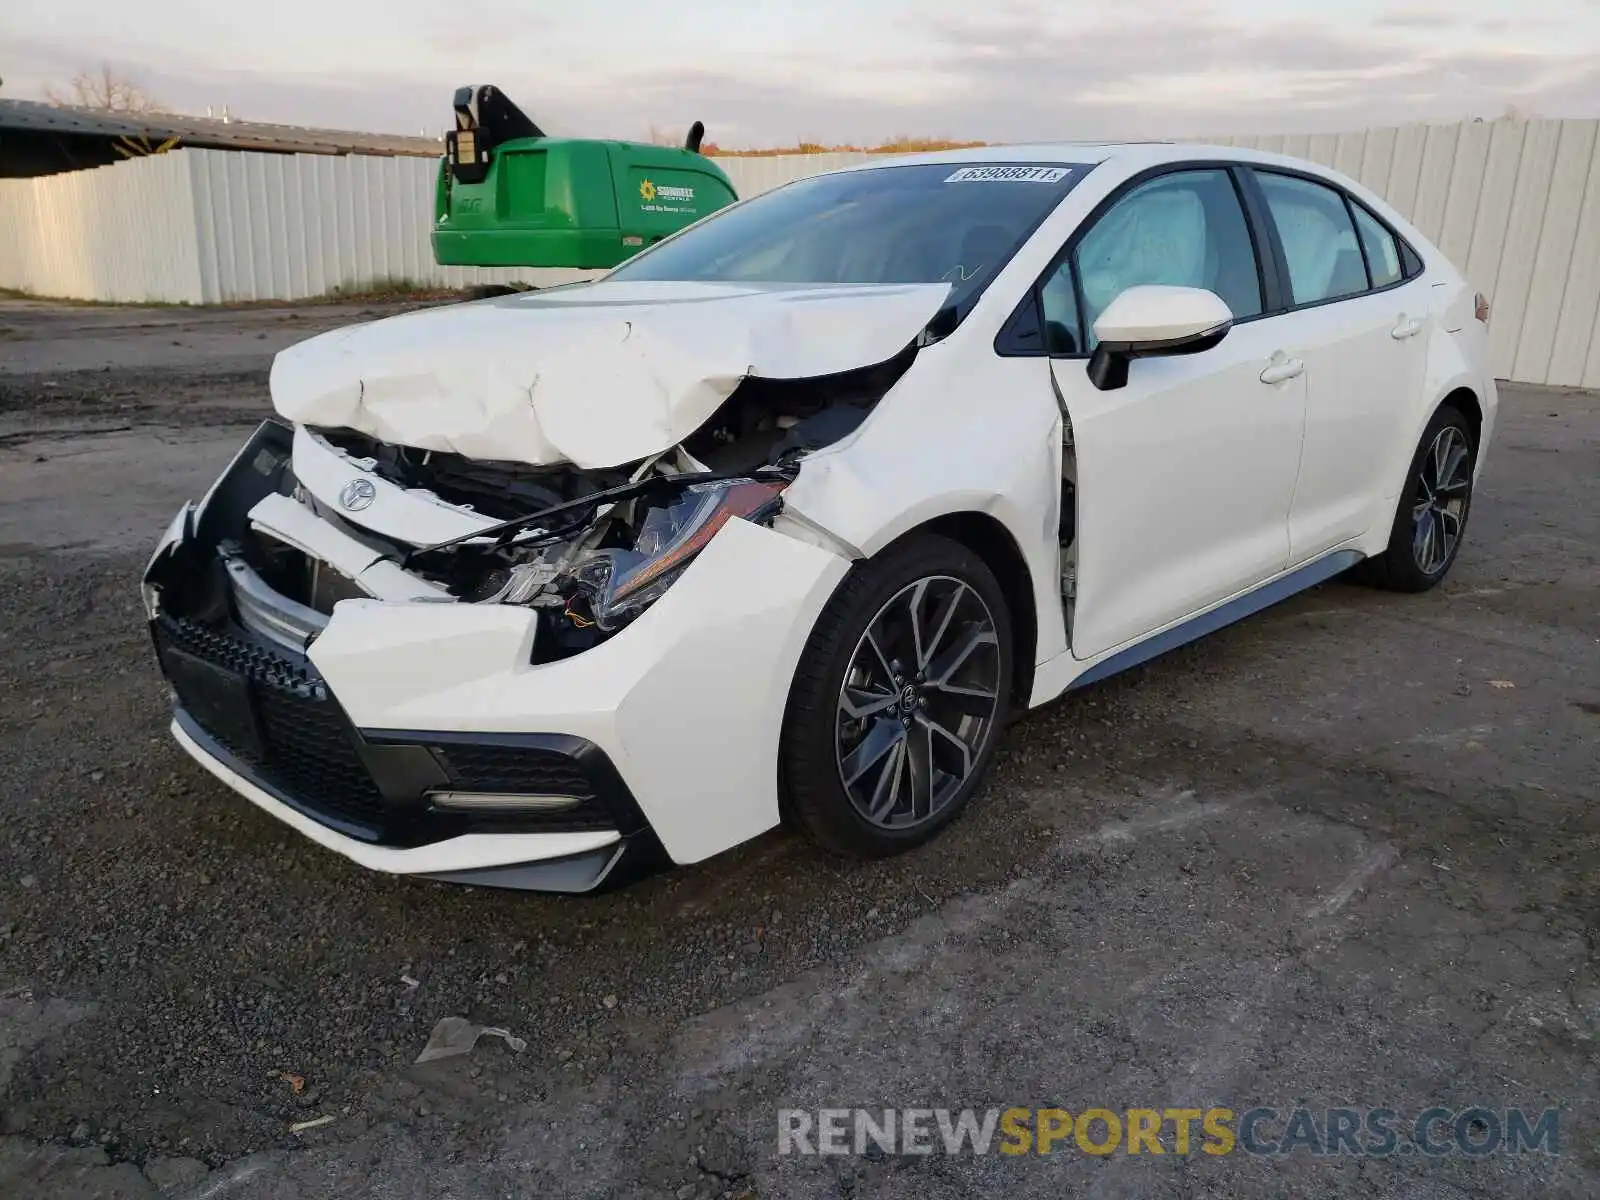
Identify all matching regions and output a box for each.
[944,165,1073,184]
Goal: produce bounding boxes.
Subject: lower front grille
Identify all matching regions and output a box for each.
[433,742,595,801]
[154,613,634,845]
[419,737,616,834]
[154,613,390,840]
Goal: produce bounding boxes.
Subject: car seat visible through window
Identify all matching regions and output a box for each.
[1258,173,1368,304]
[1073,170,1262,346]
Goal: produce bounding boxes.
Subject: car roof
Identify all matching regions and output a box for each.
[834,140,1350,180]
[842,142,1161,168]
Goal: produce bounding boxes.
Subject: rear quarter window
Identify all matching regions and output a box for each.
[1350,202,1403,288]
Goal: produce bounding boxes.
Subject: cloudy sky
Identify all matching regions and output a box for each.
[3,0,1597,146]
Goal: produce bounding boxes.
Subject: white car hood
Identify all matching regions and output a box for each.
[269,279,950,469]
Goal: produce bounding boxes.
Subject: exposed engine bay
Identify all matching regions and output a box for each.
[146,345,914,666]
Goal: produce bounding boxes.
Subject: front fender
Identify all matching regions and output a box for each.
[782,421,1067,666]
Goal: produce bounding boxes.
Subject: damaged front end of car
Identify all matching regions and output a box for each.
[141,330,917,891]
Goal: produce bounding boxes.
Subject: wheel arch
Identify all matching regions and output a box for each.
[1391,375,1484,493]
[1407,381,1484,492]
[885,511,1040,710]
[1360,377,1485,561]
[1439,384,1483,446]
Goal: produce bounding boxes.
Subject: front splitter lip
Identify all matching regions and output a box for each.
[170,716,626,885]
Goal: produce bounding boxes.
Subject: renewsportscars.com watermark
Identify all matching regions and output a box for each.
[778,1107,1562,1158]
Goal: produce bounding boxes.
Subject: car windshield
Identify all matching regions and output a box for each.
[608,162,1087,310]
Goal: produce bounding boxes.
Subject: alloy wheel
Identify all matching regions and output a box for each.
[1411,425,1472,575]
[834,576,1002,830]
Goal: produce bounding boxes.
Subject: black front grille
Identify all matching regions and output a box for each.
[155,613,390,840]
[154,614,636,845]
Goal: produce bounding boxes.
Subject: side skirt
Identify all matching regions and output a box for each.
[1066,549,1364,691]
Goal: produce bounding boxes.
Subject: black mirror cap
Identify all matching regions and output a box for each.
[1087,344,1130,391]
[1086,320,1232,391]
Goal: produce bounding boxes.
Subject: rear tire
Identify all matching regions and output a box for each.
[1353,402,1477,592]
[780,534,1013,858]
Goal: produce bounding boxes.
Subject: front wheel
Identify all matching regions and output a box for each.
[780,534,1013,858]
[1353,403,1477,592]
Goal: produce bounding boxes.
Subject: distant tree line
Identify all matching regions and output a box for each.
[44,64,164,113]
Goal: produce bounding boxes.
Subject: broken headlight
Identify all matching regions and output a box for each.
[565,478,784,630]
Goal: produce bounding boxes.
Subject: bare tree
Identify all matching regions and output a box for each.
[45,64,163,113]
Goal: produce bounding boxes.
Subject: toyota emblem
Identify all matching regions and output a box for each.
[339,478,377,511]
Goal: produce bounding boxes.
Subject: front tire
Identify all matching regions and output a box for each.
[780,534,1013,858]
[1353,403,1477,592]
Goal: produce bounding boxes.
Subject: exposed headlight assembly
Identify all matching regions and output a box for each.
[565,478,785,629]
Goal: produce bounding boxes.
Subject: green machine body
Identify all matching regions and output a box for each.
[432,85,738,270]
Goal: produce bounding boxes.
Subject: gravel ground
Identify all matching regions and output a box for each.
[0,299,1595,1199]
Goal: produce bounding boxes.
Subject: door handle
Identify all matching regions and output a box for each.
[1259,358,1305,385]
[1391,316,1423,340]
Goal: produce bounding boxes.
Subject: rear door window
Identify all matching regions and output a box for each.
[1254,171,1370,305]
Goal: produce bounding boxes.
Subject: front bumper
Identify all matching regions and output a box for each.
[154,610,659,891]
[172,714,635,892]
[144,422,851,889]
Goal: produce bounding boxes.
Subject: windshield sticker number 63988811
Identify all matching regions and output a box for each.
[944,165,1072,184]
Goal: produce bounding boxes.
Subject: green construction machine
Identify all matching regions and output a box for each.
[432,85,738,274]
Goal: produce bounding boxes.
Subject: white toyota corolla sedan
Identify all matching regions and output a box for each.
[143,143,1496,891]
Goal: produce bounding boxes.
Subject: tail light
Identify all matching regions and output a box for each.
[1474,292,1491,324]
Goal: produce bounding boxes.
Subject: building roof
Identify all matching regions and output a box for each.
[0,98,444,159]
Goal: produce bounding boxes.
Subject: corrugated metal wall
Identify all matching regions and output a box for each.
[0,150,590,304]
[3,121,1599,385]
[0,151,203,303]
[184,151,589,301]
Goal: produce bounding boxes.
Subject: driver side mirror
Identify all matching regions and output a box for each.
[1087,285,1234,391]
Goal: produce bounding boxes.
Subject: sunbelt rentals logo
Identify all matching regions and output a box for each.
[640,178,696,207]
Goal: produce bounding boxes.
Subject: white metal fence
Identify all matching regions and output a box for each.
[3,121,1599,386]
[0,150,581,303]
[0,150,204,305]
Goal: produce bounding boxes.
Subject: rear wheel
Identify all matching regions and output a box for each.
[781,535,1013,857]
[1354,403,1477,592]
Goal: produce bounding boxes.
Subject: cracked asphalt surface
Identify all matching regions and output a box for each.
[0,299,1596,1198]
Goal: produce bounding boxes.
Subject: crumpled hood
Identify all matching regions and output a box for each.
[269,279,950,469]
